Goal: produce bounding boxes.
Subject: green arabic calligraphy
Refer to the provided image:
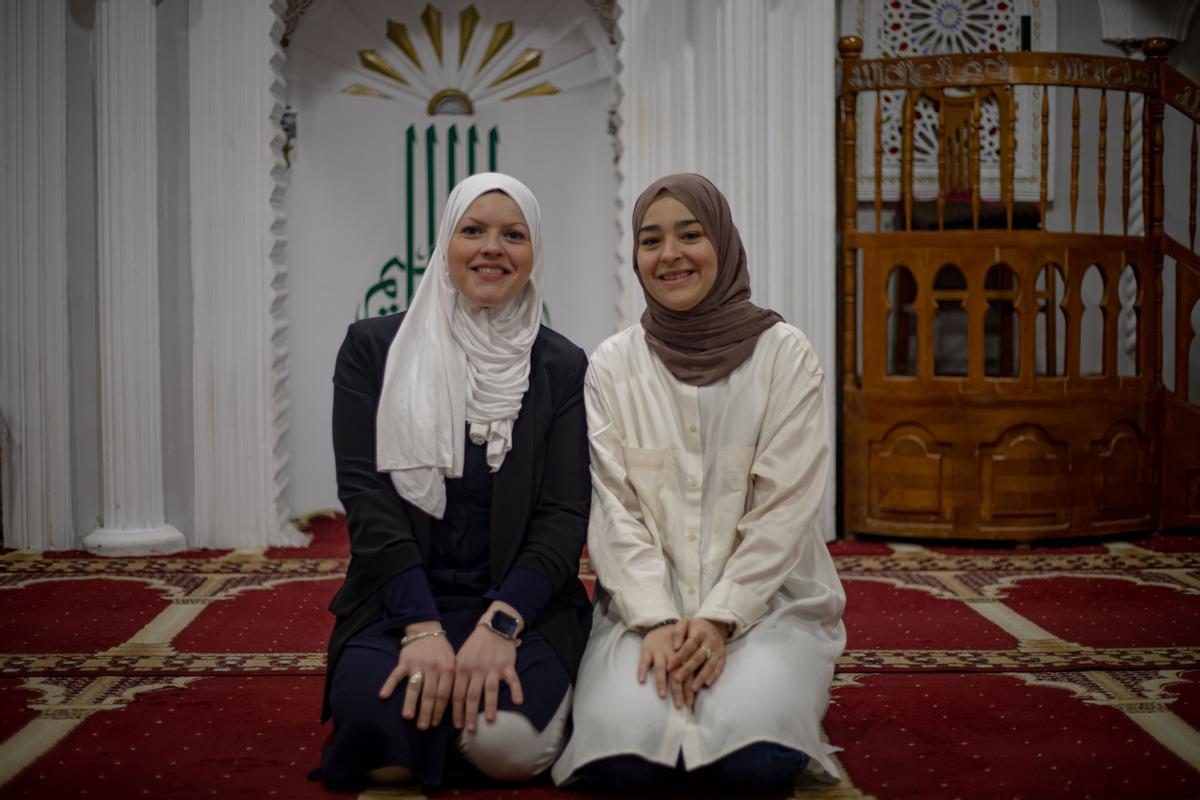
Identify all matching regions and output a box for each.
[358,122,550,325]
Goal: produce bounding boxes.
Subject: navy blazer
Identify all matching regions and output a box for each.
[322,312,592,720]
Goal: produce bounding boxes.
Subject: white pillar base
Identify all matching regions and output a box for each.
[84,525,186,557]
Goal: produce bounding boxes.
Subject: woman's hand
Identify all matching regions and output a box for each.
[666,618,728,707]
[379,620,456,730]
[637,619,686,702]
[452,603,524,734]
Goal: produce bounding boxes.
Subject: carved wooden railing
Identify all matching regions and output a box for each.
[837,36,1200,541]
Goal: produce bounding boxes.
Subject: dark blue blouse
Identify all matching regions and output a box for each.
[380,433,552,632]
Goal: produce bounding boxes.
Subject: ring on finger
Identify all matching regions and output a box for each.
[409,671,424,686]
[703,646,714,661]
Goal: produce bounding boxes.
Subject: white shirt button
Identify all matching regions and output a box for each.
[688,424,698,434]
[688,532,698,542]
[688,478,699,489]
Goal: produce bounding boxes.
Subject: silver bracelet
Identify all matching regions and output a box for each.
[400,629,447,648]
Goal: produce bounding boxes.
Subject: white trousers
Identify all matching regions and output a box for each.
[456,690,572,782]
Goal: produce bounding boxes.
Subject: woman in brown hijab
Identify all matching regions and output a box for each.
[553,174,846,793]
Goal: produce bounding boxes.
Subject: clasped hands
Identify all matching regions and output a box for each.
[378,602,522,735]
[638,618,728,709]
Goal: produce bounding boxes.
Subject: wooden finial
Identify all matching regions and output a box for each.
[1142,37,1174,60]
[839,36,864,58]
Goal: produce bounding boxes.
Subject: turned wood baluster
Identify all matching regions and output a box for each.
[1098,89,1107,235]
[1144,37,1172,390]
[971,93,981,230]
[1071,87,1080,233]
[1146,40,1169,238]
[903,90,915,231]
[1142,93,1151,238]
[1041,87,1049,231]
[951,129,962,193]
[938,91,946,230]
[839,36,862,383]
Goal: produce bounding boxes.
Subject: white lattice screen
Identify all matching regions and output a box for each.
[843,0,1058,202]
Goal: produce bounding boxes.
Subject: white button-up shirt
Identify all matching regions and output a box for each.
[584,322,842,637]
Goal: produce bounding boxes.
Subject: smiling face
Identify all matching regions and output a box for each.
[446,191,534,308]
[636,193,719,312]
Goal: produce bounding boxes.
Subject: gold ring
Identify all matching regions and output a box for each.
[409,671,424,686]
[704,646,714,661]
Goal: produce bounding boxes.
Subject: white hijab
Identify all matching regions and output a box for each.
[375,173,544,519]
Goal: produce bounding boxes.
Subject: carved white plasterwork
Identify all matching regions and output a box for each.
[841,0,1058,202]
[0,1,74,550]
[85,0,185,556]
[616,0,838,540]
[189,0,305,548]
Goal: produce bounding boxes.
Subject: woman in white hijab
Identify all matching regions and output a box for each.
[315,173,592,790]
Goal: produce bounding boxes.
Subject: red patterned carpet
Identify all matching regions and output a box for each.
[1,516,1198,799]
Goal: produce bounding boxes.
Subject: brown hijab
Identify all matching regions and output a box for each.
[633,173,783,386]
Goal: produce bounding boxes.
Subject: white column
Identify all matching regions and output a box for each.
[189,0,304,548]
[0,1,74,550]
[85,0,184,555]
[616,0,838,539]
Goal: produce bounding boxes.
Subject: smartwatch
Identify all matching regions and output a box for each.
[482,609,522,642]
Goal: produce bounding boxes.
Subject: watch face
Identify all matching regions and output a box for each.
[489,610,520,639]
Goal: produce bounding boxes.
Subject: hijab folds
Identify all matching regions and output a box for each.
[376,173,543,519]
[633,173,782,386]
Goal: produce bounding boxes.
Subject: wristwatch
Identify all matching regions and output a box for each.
[481,609,521,642]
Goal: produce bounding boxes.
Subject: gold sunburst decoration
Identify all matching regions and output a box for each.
[339,3,564,116]
[458,6,479,67]
[386,21,421,70]
[358,50,407,85]
[478,21,514,74]
[489,49,540,88]
[504,82,560,101]
[343,83,392,100]
[421,5,444,65]
[428,88,474,115]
